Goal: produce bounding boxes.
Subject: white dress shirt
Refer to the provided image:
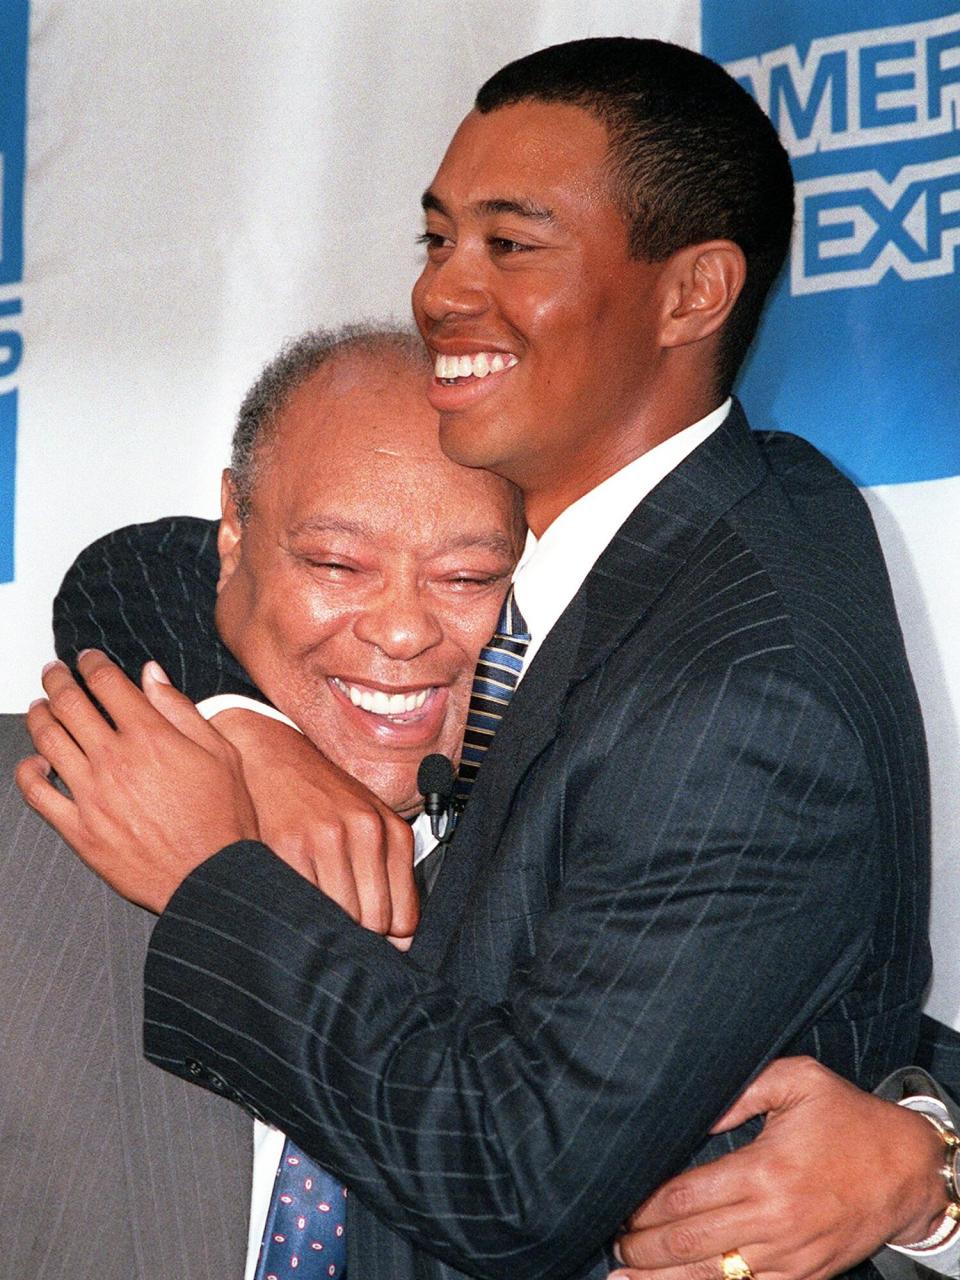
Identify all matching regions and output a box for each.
[512,400,731,673]
[196,693,435,1277]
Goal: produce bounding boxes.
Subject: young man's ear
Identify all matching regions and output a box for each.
[660,239,747,350]
[216,470,243,594]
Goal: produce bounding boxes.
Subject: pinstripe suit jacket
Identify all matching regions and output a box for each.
[54,403,931,1280]
[917,1015,960,1100]
[0,715,252,1278]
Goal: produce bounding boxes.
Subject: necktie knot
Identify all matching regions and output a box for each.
[499,586,530,643]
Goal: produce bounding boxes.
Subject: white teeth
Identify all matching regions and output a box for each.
[433,351,517,381]
[334,678,432,717]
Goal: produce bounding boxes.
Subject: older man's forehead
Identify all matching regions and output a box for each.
[255,352,522,548]
[288,512,518,555]
[278,362,434,445]
[301,346,429,398]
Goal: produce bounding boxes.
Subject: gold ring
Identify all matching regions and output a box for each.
[721,1250,755,1280]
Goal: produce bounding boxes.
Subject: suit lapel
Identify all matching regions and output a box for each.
[412,403,768,967]
[411,593,585,963]
[572,399,766,683]
[0,716,253,1279]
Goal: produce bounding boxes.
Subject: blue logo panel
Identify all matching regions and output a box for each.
[703,1,960,486]
[0,390,15,582]
[0,1,28,583]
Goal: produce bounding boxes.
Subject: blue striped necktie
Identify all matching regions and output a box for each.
[454,587,531,807]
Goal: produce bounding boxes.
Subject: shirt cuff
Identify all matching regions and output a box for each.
[196,693,300,733]
[887,1096,960,1264]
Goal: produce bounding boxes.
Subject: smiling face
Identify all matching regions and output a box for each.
[412,100,677,534]
[215,353,524,817]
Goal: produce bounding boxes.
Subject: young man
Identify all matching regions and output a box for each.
[20,39,948,1280]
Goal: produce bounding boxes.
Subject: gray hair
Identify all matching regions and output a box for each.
[229,322,430,522]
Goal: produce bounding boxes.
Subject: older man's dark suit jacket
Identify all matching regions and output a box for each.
[0,715,251,1279]
[54,404,931,1280]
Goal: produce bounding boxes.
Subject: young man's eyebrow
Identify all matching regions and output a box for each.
[420,190,556,224]
[474,197,556,223]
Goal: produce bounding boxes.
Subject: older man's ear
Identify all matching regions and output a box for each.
[216,469,243,594]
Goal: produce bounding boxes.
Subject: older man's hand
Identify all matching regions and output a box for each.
[203,704,418,945]
[18,653,420,943]
[17,651,260,912]
[611,1057,948,1280]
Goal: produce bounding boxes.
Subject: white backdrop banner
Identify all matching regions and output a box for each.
[1,1,956,1024]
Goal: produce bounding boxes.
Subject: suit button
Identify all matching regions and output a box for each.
[208,1071,228,1093]
[185,1058,204,1079]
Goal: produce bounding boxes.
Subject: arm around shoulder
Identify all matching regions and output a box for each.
[53,515,259,702]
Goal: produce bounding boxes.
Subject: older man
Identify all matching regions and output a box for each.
[2,325,524,1278]
[19,37,953,1280]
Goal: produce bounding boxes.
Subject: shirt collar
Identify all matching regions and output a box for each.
[513,399,731,665]
[412,811,437,865]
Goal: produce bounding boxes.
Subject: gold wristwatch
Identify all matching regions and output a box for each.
[898,1104,960,1252]
[919,1109,960,1211]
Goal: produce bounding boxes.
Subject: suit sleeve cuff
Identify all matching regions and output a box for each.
[875,1072,960,1271]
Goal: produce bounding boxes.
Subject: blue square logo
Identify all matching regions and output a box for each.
[0,0,29,583]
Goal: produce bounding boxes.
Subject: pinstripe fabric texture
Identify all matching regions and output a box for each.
[0,716,252,1279]
[56,405,932,1280]
[918,1015,960,1102]
[54,515,262,705]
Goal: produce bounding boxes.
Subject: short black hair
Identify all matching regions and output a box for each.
[476,38,794,395]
